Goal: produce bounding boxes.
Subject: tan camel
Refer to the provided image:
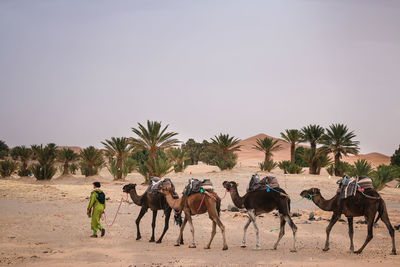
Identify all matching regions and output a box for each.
[159,183,228,250]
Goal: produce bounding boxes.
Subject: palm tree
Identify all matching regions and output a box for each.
[14,146,32,176]
[302,148,332,175]
[280,129,303,163]
[253,137,282,166]
[131,120,180,160]
[80,146,104,177]
[301,124,325,150]
[57,148,79,175]
[0,140,9,159]
[102,137,131,180]
[320,123,360,176]
[31,144,58,180]
[167,147,190,172]
[211,133,241,160]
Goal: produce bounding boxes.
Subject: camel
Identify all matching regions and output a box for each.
[122,184,182,244]
[300,188,396,254]
[159,182,228,250]
[222,181,297,251]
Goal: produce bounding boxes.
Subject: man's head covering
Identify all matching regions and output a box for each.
[93,181,101,188]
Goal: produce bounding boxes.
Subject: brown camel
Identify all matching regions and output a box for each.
[122,184,183,244]
[222,181,297,251]
[159,182,228,250]
[300,188,396,254]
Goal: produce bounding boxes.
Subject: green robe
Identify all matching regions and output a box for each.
[87,189,106,234]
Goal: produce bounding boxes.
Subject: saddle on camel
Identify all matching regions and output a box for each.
[300,175,396,254]
[158,178,228,250]
[223,174,297,251]
[122,177,182,244]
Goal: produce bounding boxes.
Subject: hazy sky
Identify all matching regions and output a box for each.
[1,0,399,155]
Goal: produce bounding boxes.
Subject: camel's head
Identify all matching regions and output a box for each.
[222,181,238,192]
[159,181,174,195]
[122,183,136,193]
[300,188,320,198]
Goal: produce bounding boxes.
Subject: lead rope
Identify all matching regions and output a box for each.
[101,193,129,227]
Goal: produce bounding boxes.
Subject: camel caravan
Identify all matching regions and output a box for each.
[122,174,397,255]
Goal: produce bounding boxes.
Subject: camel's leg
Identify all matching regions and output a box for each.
[323,213,339,251]
[149,210,157,242]
[187,215,196,248]
[248,210,261,250]
[379,209,397,255]
[204,220,216,249]
[241,217,252,248]
[156,209,171,243]
[284,215,297,252]
[347,217,354,252]
[273,214,286,250]
[175,215,188,246]
[215,216,228,250]
[135,207,147,240]
[355,216,374,254]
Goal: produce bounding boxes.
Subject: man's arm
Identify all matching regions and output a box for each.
[87,192,96,213]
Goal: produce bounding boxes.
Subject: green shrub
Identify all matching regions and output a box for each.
[69,163,78,174]
[391,145,400,168]
[0,159,18,177]
[259,159,277,172]
[31,144,57,180]
[0,140,9,159]
[371,165,400,191]
[108,156,136,180]
[294,147,308,167]
[349,159,373,177]
[326,161,352,177]
[278,160,303,174]
[278,161,291,174]
[215,154,237,170]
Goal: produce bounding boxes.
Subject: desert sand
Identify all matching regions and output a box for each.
[0,163,399,267]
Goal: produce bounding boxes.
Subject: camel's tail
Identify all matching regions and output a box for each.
[375,198,385,224]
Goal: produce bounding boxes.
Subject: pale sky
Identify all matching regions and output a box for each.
[0,0,399,155]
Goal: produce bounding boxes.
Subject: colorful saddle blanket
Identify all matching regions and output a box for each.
[337,176,374,199]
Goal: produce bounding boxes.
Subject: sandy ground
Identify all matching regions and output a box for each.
[1,164,399,267]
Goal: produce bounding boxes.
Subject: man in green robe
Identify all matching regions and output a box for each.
[87,181,106,238]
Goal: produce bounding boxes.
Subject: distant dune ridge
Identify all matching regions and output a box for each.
[59,133,390,168]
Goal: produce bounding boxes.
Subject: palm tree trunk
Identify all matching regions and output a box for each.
[63,162,69,175]
[334,153,341,176]
[88,163,93,176]
[290,143,295,163]
[117,156,122,180]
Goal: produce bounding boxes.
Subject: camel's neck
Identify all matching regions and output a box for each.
[311,193,337,211]
[229,188,245,208]
[129,187,144,206]
[164,192,185,211]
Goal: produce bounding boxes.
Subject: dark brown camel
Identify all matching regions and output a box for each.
[300,188,396,254]
[122,184,182,244]
[222,181,297,251]
[159,183,228,250]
